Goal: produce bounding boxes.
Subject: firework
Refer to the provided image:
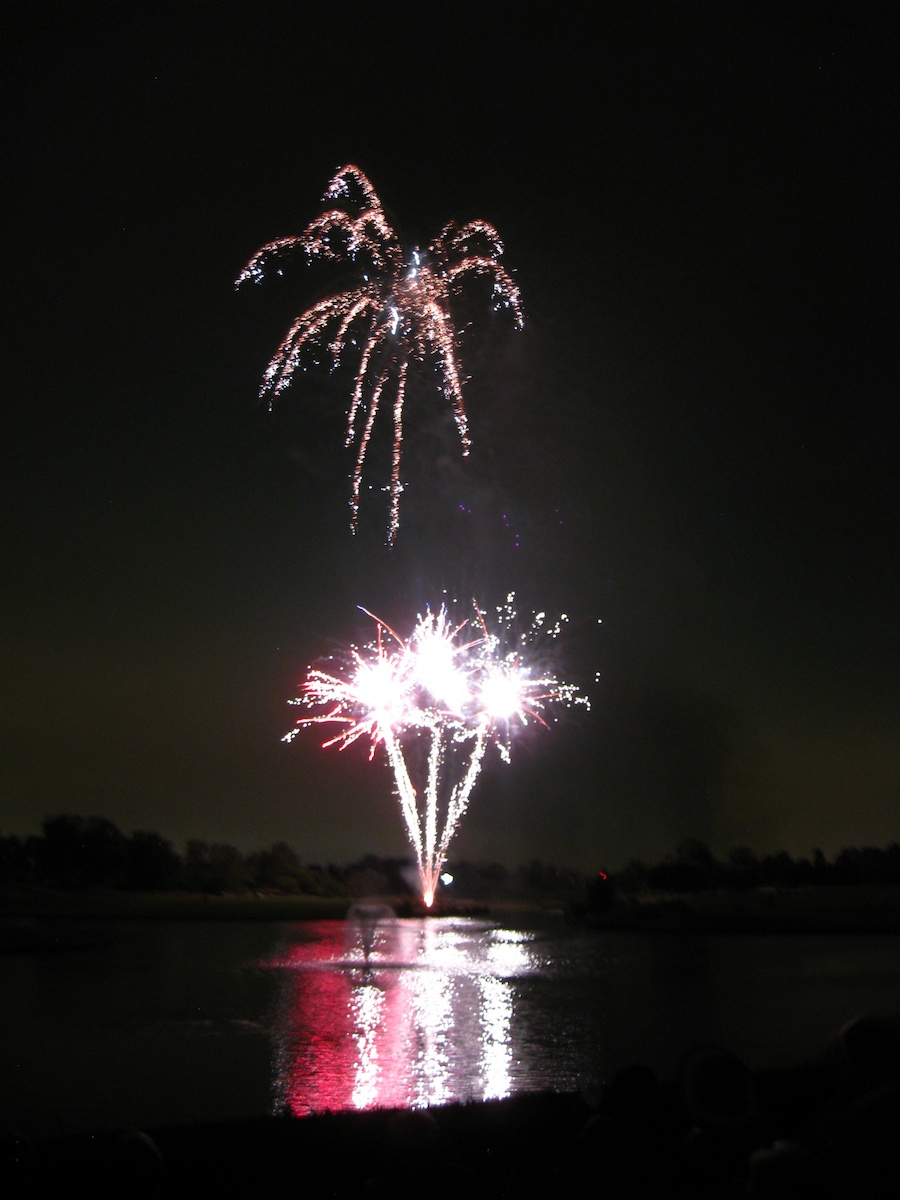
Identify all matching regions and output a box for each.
[284,595,589,907]
[237,165,523,542]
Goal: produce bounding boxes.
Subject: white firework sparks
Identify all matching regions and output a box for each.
[285,595,589,907]
[237,165,523,542]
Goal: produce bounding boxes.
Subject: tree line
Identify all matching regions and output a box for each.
[606,837,900,894]
[0,814,524,898]
[0,815,347,896]
[1,817,898,898]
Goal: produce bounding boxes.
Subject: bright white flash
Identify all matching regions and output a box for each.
[479,669,527,721]
[287,596,590,906]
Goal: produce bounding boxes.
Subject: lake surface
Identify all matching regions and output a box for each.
[2,911,899,1138]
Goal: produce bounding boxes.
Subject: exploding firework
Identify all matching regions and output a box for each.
[236,165,523,542]
[284,595,590,907]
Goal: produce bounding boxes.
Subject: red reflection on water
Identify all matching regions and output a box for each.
[271,920,417,1114]
[268,917,529,1116]
[274,924,359,1114]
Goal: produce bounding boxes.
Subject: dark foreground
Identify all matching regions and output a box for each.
[5,1013,900,1199]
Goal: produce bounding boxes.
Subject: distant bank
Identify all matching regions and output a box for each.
[579,883,900,934]
[3,883,900,937]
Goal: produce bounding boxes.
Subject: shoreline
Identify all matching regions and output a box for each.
[2,884,900,938]
[581,884,900,934]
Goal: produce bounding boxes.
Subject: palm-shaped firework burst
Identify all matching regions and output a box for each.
[236,165,523,542]
[284,595,590,907]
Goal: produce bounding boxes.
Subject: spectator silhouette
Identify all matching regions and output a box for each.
[834,1012,900,1094]
[94,1130,164,1200]
[574,1063,678,1194]
[745,1139,834,1200]
[676,1043,760,1195]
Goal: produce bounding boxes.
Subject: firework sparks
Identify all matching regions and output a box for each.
[237,165,523,542]
[285,595,589,907]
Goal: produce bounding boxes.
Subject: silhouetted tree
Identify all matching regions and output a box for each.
[125,831,182,890]
[208,843,249,893]
[725,846,762,889]
[646,858,710,892]
[520,859,564,892]
[295,862,348,897]
[613,859,648,893]
[246,841,302,892]
[859,845,900,886]
[813,848,833,884]
[676,838,716,868]
[0,834,33,885]
[345,859,391,898]
[760,851,799,888]
[585,870,616,913]
[832,845,900,886]
[675,838,719,888]
[444,860,511,899]
[793,856,815,885]
[182,840,248,892]
[182,840,211,892]
[39,814,127,887]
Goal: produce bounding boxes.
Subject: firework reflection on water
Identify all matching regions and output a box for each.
[267,917,539,1115]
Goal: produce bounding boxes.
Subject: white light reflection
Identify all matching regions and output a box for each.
[477,929,532,1099]
[407,923,454,1109]
[350,979,386,1110]
[478,975,513,1100]
[267,917,540,1117]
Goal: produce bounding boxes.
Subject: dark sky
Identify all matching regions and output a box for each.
[2,0,897,872]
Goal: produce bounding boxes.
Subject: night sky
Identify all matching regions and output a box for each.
[3,1,896,873]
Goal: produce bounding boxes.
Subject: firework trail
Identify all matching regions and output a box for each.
[236,165,523,542]
[284,596,590,907]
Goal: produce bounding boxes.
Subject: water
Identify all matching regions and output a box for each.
[2,912,898,1138]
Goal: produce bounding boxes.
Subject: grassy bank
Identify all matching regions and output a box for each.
[0,886,506,943]
[0,886,351,923]
[4,883,900,934]
[586,884,900,933]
